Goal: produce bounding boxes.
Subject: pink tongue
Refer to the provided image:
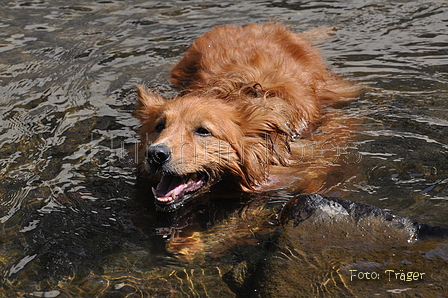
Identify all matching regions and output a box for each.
[156,175,186,199]
[154,174,206,203]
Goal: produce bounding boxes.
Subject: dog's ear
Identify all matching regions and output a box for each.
[136,86,165,107]
[134,86,165,122]
[215,105,291,189]
[239,106,291,167]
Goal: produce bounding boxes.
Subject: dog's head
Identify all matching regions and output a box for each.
[134,86,291,211]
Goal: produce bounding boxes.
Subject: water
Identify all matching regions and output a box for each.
[1,0,448,297]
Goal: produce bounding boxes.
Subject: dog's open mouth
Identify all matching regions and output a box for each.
[152,172,208,209]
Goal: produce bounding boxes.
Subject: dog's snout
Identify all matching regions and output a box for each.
[146,144,171,165]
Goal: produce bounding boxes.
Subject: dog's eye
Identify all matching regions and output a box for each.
[195,127,211,136]
[155,122,165,133]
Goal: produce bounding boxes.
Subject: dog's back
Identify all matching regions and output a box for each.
[171,23,357,136]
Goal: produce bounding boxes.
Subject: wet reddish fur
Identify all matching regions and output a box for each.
[135,23,357,191]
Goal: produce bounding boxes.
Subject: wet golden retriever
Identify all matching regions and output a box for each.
[135,23,358,211]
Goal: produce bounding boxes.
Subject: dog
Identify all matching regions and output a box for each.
[135,23,358,211]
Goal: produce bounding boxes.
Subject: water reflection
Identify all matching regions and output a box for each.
[0,0,447,297]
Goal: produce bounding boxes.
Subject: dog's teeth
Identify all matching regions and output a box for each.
[172,189,178,198]
[158,197,172,203]
[151,187,157,198]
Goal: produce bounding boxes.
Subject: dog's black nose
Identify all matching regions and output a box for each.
[146,144,171,165]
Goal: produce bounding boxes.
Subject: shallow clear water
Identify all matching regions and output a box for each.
[1,0,448,297]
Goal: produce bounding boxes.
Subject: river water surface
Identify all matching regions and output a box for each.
[1,0,448,297]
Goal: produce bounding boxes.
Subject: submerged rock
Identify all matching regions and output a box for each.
[279,194,448,244]
[224,194,448,297]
